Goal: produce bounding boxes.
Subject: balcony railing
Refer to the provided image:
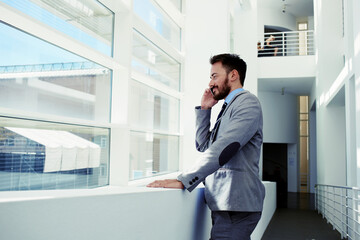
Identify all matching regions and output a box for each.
[0,61,102,74]
[258,30,315,57]
[315,184,360,239]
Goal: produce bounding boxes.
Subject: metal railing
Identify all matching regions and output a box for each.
[315,184,360,239]
[258,30,315,57]
[0,61,102,74]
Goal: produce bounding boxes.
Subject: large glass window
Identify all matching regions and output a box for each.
[0,117,109,191]
[129,131,179,180]
[0,22,111,122]
[1,0,114,56]
[133,0,181,50]
[130,27,181,180]
[299,96,309,193]
[132,30,181,90]
[129,80,179,133]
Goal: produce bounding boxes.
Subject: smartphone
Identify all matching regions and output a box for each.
[210,87,215,97]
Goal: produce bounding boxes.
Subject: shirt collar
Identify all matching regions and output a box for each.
[225,88,244,104]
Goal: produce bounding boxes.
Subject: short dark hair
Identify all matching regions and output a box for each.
[209,53,247,86]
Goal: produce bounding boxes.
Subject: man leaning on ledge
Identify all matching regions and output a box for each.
[148,53,265,240]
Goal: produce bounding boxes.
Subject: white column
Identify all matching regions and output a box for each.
[182,0,230,170]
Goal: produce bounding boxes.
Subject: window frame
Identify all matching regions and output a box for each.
[0,0,185,191]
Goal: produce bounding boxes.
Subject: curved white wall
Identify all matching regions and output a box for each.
[0,183,276,240]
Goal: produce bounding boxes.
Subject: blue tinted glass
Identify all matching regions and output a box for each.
[0,22,112,122]
[133,0,181,50]
[1,0,113,56]
[0,119,110,191]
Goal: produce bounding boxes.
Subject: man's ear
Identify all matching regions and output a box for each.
[229,69,239,82]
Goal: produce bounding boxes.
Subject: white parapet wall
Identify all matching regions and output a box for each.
[0,182,276,240]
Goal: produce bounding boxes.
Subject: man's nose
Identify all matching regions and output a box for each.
[209,79,214,87]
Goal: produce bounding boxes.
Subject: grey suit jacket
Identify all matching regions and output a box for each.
[178,90,265,212]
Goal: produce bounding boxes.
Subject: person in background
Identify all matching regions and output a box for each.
[263,35,278,56]
[257,41,264,57]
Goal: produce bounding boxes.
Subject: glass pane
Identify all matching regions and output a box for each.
[0,22,111,122]
[2,0,114,56]
[133,0,181,50]
[0,117,109,191]
[129,80,179,132]
[300,120,308,136]
[300,113,308,120]
[299,96,309,113]
[300,136,308,171]
[129,131,179,180]
[132,30,180,90]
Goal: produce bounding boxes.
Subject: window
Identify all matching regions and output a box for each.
[133,0,181,50]
[1,0,184,190]
[0,22,112,122]
[2,0,114,56]
[299,96,309,193]
[0,0,113,191]
[130,6,183,180]
[129,131,179,180]
[132,30,181,90]
[0,117,109,190]
[129,80,180,133]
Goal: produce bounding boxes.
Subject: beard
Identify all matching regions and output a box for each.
[214,77,231,100]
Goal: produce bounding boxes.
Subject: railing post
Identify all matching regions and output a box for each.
[333,186,336,230]
[340,188,344,239]
[282,32,285,56]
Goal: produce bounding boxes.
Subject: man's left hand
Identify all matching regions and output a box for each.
[147,179,184,189]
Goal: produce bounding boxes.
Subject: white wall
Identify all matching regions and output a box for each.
[0,183,276,240]
[258,91,298,144]
[314,0,347,185]
[258,91,299,192]
[182,0,230,170]
[232,0,259,95]
[287,144,298,192]
[257,56,316,79]
[257,4,297,44]
[309,107,317,193]
[351,0,360,187]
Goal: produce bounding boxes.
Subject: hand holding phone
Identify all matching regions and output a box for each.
[201,88,218,109]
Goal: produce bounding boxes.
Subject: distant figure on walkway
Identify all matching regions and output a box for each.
[257,41,264,57]
[263,35,278,56]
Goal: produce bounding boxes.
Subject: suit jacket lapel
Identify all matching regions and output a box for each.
[210,90,247,143]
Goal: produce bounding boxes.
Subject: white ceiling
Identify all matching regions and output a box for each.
[258,77,315,95]
[258,0,314,17]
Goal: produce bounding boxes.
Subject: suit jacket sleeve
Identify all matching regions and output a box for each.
[194,106,212,152]
[178,94,262,192]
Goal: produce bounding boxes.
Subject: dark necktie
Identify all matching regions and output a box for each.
[216,102,228,122]
[212,102,227,132]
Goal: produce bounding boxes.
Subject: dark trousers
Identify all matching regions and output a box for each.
[210,211,262,240]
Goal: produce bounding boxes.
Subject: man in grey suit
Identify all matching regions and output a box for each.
[148,53,265,240]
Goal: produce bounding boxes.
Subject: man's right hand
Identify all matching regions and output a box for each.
[201,88,218,109]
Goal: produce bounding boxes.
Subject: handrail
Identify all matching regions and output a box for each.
[315,184,360,239]
[0,61,103,74]
[258,30,315,57]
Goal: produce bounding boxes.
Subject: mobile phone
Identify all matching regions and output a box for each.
[210,87,215,97]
